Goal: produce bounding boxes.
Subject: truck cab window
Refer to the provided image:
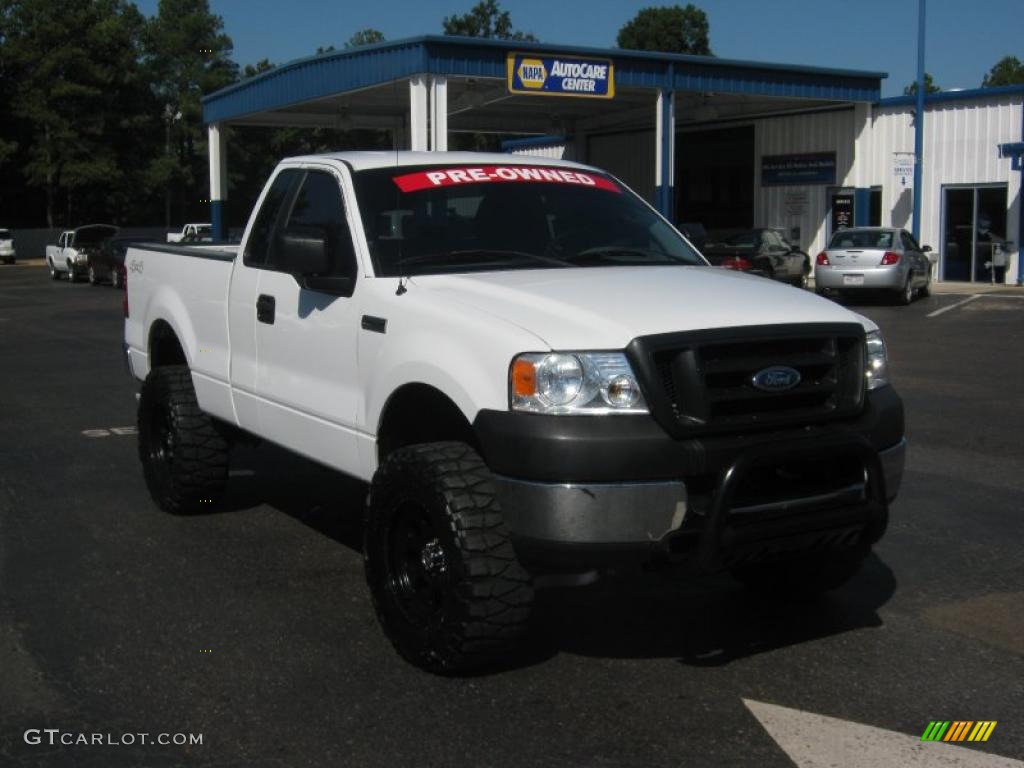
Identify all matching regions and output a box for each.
[244,169,301,267]
[275,170,356,278]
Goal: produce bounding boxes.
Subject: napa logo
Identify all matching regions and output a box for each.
[507,52,615,99]
[517,58,547,89]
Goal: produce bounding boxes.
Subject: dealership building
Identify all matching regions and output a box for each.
[201,36,1024,284]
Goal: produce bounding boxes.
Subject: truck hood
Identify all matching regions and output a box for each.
[415,266,867,349]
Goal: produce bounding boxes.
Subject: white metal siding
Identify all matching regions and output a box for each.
[753,109,858,257]
[587,131,656,204]
[870,95,1022,281]
[542,94,1022,281]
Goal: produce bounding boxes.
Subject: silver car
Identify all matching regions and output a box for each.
[815,227,933,304]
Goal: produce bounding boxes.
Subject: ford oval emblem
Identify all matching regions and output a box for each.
[751,365,801,392]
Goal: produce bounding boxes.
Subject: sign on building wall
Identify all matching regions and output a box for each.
[831,193,854,232]
[506,52,615,99]
[784,190,809,216]
[893,152,915,188]
[761,152,837,186]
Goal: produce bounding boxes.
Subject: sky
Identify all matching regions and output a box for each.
[134,0,1021,97]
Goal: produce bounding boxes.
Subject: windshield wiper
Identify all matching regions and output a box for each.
[571,246,682,264]
[394,249,572,269]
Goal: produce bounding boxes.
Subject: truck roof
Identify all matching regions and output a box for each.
[279,150,594,173]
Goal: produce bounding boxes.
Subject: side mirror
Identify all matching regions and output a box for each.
[302,275,354,296]
[280,229,330,275]
[922,244,932,252]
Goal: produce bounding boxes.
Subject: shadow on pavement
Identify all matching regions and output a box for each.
[221,440,368,553]
[216,439,898,670]
[535,554,896,666]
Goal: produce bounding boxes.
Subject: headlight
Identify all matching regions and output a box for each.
[510,352,648,414]
[865,330,889,390]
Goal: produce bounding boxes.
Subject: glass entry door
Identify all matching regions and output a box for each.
[942,185,1008,282]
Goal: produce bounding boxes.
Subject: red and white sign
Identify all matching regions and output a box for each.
[392,166,621,193]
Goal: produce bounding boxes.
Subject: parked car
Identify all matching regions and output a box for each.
[167,223,212,243]
[46,224,119,281]
[0,228,15,263]
[815,227,932,304]
[676,221,707,252]
[703,228,811,287]
[88,236,132,287]
[125,151,905,674]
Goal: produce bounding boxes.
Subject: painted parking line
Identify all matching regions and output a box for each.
[744,699,1023,768]
[927,294,983,318]
[81,426,137,438]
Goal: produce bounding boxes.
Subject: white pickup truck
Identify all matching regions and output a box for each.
[46,224,118,281]
[125,151,906,673]
[0,228,15,263]
[166,222,212,243]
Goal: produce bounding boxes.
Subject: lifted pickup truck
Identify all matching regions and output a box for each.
[125,152,905,673]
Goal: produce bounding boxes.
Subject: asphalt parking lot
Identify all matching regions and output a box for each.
[1,263,1022,767]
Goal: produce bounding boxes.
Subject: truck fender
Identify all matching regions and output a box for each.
[143,285,198,370]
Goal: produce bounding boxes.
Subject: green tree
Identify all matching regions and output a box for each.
[982,55,1024,87]
[616,4,712,55]
[903,72,940,96]
[443,0,536,41]
[345,28,385,48]
[2,0,153,226]
[143,0,238,227]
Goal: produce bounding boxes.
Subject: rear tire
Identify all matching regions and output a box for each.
[794,260,810,289]
[137,365,230,515]
[365,441,534,674]
[88,266,98,286]
[897,275,914,305]
[111,268,122,289]
[49,260,60,280]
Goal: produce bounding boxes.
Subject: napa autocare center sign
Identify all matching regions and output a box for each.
[507,52,615,98]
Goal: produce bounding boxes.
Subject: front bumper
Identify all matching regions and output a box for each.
[475,387,905,568]
[815,264,906,290]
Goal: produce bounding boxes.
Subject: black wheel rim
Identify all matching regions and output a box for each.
[385,500,451,626]
[146,402,175,488]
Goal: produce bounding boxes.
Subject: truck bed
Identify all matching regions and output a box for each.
[124,243,241,426]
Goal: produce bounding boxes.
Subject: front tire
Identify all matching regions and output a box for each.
[88,266,99,285]
[365,441,534,674]
[137,365,230,514]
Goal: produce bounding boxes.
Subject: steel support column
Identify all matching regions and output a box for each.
[430,76,448,151]
[208,122,227,242]
[912,0,926,239]
[409,75,429,151]
[1018,106,1024,285]
[655,89,675,218]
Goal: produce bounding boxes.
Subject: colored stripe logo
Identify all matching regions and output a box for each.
[921,721,997,742]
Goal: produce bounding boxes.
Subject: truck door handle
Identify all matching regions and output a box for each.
[256,294,276,325]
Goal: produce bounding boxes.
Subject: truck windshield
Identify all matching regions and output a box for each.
[352,164,703,276]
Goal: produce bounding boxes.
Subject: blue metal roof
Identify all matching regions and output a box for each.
[203,35,885,125]
[878,83,1024,108]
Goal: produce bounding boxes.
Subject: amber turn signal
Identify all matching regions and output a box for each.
[511,358,537,397]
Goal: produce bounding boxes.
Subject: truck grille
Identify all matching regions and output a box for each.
[628,324,866,437]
